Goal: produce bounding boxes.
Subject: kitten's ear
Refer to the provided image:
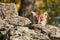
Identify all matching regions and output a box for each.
[44,11,48,18]
[31,11,36,16]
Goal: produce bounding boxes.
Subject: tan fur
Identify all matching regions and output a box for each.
[32,11,48,26]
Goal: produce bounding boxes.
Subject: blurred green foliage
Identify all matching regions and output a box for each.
[46,0,60,27]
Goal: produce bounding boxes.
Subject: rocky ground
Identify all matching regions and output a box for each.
[0,3,60,40]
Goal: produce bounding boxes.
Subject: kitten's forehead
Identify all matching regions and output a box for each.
[36,12,42,15]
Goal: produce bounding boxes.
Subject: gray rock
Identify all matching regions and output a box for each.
[31,24,60,37]
[32,24,46,29]
[0,3,4,19]
[8,26,50,40]
[0,18,14,35]
[5,16,31,26]
[1,24,14,35]
[50,28,60,38]
[0,3,18,19]
[0,19,6,29]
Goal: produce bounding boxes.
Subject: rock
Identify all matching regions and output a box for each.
[40,25,58,35]
[0,18,14,35]
[31,24,59,36]
[50,28,60,38]
[32,24,46,29]
[9,26,32,40]
[6,26,50,40]
[0,19,6,29]
[0,24,14,35]
[0,3,18,19]
[5,16,31,26]
[0,3,4,19]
